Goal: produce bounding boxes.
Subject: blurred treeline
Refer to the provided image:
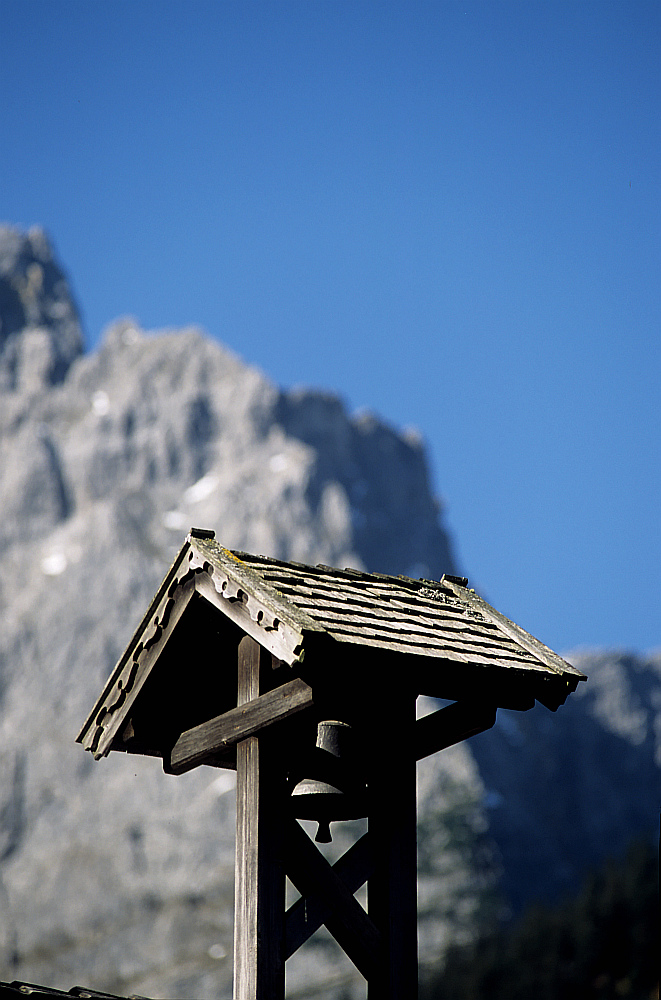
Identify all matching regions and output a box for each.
[421,838,659,1000]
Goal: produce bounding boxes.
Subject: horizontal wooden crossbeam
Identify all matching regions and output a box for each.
[284,818,381,981]
[169,690,494,775]
[168,677,314,774]
[415,699,497,761]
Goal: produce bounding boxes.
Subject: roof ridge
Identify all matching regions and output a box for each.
[235,551,458,591]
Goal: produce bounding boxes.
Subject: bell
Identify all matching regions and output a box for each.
[291,720,367,843]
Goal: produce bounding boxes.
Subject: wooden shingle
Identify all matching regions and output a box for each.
[77,529,585,765]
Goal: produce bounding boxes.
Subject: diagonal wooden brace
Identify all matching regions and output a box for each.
[285,829,374,958]
[415,699,497,761]
[283,818,381,982]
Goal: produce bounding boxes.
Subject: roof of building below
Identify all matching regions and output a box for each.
[0,983,150,1000]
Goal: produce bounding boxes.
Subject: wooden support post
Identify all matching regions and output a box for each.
[233,636,286,1000]
[367,693,418,1000]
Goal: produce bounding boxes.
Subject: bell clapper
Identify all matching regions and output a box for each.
[315,818,332,844]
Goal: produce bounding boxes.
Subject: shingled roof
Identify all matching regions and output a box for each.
[77,529,585,764]
[231,550,567,674]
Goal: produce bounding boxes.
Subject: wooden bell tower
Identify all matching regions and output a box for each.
[228,634,420,999]
[78,529,585,998]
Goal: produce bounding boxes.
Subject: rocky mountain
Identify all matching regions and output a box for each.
[0,225,83,393]
[0,225,658,997]
[0,225,474,998]
[470,647,661,916]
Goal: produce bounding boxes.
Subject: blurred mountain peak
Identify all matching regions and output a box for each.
[0,225,84,391]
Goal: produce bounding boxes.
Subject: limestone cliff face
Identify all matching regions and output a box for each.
[469,648,661,915]
[0,227,658,998]
[0,225,83,392]
[0,227,471,998]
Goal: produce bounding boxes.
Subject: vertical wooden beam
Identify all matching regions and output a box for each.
[367,693,418,999]
[233,635,286,1000]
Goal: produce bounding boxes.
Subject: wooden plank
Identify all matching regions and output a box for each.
[236,556,412,588]
[270,583,486,629]
[277,587,481,621]
[191,536,326,635]
[324,627,550,671]
[289,602,537,660]
[259,578,414,608]
[284,818,381,981]
[285,830,374,958]
[282,589,480,625]
[264,575,460,612]
[415,700,497,761]
[324,629,466,659]
[194,572,307,667]
[168,677,314,774]
[367,692,418,1000]
[233,636,286,1000]
[247,559,452,594]
[270,590,541,659]
[87,578,198,758]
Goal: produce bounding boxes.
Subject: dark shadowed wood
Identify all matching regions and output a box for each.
[284,818,381,981]
[284,830,374,958]
[368,694,418,999]
[415,700,497,761]
[234,636,286,1000]
[168,677,313,774]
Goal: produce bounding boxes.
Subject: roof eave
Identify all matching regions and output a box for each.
[440,576,587,682]
[76,538,194,750]
[77,531,329,759]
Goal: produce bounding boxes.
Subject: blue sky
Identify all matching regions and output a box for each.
[2,1,659,654]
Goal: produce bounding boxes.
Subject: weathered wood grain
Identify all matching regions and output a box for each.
[323,626,550,671]
[441,576,581,677]
[290,603,537,661]
[233,636,286,1000]
[168,677,313,774]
